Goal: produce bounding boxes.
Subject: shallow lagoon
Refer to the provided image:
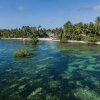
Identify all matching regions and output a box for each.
[0,40,100,100]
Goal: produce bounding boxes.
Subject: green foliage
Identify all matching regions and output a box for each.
[95,16,100,25]
[0,26,48,38]
[84,36,99,42]
[31,37,38,45]
[1,17,100,43]
[59,17,100,42]
[0,32,2,38]
[52,28,63,39]
[14,48,33,58]
[60,36,68,43]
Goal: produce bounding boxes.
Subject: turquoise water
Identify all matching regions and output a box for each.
[0,40,100,100]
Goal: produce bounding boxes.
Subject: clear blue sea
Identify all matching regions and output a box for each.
[0,40,100,100]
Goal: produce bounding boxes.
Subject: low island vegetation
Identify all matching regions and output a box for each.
[59,16,100,44]
[14,48,33,58]
[14,37,38,58]
[31,37,38,45]
[0,17,100,44]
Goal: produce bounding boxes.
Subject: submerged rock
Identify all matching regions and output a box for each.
[74,88,100,100]
[18,85,25,90]
[46,94,60,100]
[49,80,61,88]
[27,87,42,99]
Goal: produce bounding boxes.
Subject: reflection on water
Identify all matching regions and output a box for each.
[0,40,100,100]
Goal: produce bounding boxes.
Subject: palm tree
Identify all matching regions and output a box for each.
[95,16,100,25]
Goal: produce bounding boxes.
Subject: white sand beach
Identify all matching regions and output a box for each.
[38,38,60,41]
[1,38,100,44]
[1,38,32,40]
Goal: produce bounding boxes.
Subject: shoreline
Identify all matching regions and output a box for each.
[1,38,32,40]
[1,38,100,44]
[38,38,60,41]
[1,38,60,42]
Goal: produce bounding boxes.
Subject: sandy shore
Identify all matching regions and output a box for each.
[67,40,86,43]
[1,38,32,40]
[1,38,100,44]
[1,38,60,41]
[67,40,100,44]
[38,38,100,45]
[38,38,60,41]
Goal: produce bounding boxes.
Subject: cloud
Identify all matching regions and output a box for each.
[73,16,80,19]
[80,5,100,12]
[93,5,100,11]
[17,6,25,12]
[80,6,92,11]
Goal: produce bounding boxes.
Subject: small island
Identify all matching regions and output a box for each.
[14,38,38,58]
[1,17,100,45]
[14,48,33,58]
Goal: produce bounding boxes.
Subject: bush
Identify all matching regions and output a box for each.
[84,36,99,44]
[31,37,38,45]
[60,37,68,43]
[14,48,33,58]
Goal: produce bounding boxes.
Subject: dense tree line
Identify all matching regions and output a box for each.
[0,26,49,38]
[0,17,100,42]
[60,17,100,42]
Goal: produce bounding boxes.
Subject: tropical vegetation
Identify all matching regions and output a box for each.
[0,17,100,43]
[60,17,100,42]
[14,48,33,58]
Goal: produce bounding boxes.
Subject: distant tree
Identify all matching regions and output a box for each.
[95,16,100,25]
[38,25,41,30]
[1,17,100,42]
[0,32,2,38]
[63,21,74,39]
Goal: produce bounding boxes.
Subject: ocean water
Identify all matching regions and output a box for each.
[0,40,100,100]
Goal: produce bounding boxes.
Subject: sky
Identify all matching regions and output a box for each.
[0,0,100,29]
